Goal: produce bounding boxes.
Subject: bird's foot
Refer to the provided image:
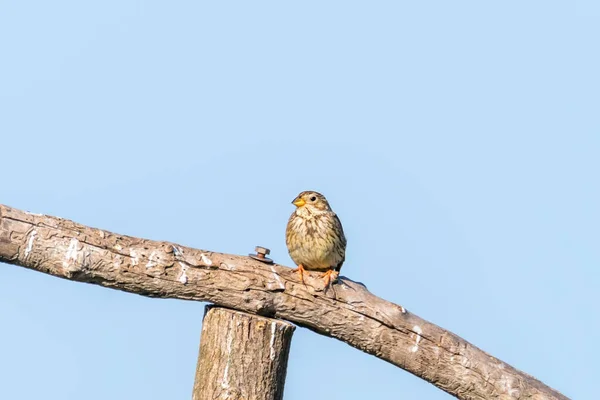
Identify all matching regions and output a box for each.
[293,264,306,285]
[321,269,339,292]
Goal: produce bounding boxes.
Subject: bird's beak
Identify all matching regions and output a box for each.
[292,198,306,207]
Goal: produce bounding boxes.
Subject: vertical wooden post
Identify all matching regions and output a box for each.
[192,306,295,400]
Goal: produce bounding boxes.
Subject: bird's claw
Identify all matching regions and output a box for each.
[294,264,306,285]
[321,269,339,292]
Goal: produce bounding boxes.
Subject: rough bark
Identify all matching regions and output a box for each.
[0,204,568,400]
[192,306,294,400]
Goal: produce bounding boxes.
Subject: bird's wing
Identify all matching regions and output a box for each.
[332,212,346,272]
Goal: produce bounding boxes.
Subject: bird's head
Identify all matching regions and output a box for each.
[291,191,332,211]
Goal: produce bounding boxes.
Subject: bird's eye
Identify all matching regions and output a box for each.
[310,196,317,202]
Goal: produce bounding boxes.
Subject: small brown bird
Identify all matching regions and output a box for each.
[285,191,347,289]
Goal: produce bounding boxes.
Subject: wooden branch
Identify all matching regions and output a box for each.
[0,204,568,400]
[192,306,294,400]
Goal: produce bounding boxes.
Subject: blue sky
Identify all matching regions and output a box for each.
[1,1,598,399]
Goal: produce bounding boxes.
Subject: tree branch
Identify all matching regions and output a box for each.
[0,204,567,400]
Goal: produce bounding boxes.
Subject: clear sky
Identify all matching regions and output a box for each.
[1,1,598,399]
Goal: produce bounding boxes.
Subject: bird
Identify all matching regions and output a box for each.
[285,191,347,289]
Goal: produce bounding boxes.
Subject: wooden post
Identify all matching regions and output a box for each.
[192,306,295,400]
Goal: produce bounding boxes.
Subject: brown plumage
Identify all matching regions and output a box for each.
[285,191,346,288]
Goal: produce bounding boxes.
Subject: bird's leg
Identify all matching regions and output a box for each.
[293,264,306,285]
[321,269,339,291]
